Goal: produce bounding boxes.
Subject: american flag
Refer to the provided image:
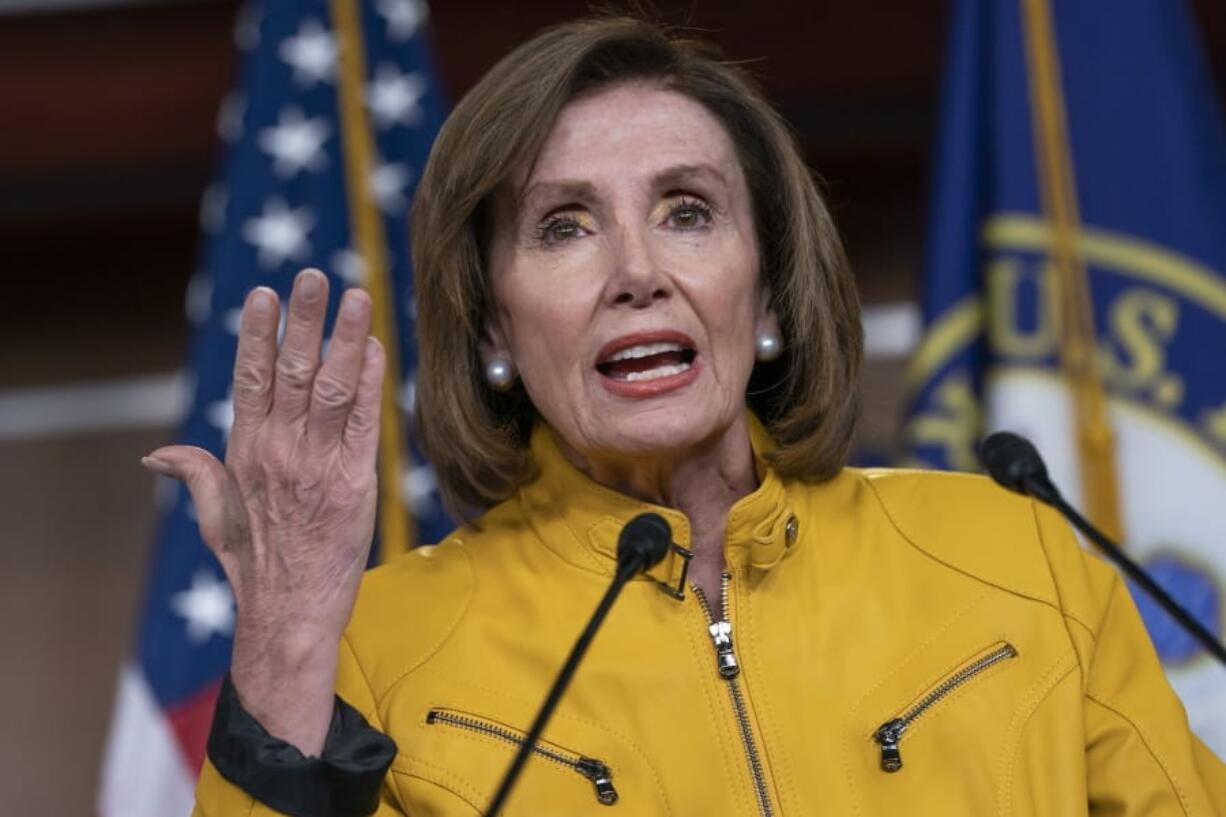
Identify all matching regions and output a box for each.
[97,1,450,813]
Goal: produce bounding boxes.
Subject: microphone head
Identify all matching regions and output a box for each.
[617,512,672,573]
[978,431,1060,504]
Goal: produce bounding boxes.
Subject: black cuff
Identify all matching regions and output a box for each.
[206,674,397,817]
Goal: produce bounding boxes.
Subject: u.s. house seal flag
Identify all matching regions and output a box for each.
[905,0,1226,755]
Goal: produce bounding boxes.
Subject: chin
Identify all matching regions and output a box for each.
[591,404,738,458]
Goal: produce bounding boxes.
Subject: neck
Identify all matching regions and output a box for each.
[555,415,760,565]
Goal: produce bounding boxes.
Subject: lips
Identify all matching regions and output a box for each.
[595,330,700,397]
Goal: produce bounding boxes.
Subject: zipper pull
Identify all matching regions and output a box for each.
[575,757,618,805]
[708,620,740,678]
[873,718,906,772]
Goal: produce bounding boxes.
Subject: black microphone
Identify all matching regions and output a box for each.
[484,513,672,816]
[980,431,1226,665]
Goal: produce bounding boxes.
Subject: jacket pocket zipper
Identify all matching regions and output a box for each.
[426,708,618,805]
[872,642,1018,773]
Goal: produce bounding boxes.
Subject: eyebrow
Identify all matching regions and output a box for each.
[519,162,730,211]
[652,162,729,191]
[518,179,597,211]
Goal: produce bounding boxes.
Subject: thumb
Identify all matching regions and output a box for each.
[142,445,231,554]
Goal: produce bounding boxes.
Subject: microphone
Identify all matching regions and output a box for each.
[980,432,1226,665]
[484,513,672,816]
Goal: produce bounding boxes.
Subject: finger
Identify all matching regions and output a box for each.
[342,336,386,471]
[272,269,329,423]
[229,287,279,446]
[306,288,372,446]
[142,445,235,562]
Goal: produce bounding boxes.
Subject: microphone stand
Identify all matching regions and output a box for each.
[484,514,671,817]
[981,432,1226,666]
[1043,490,1226,665]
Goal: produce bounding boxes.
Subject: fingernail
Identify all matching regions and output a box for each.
[342,291,367,319]
[141,455,175,476]
[250,287,275,315]
[299,270,323,300]
[365,337,379,359]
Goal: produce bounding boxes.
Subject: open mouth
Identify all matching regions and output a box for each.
[596,341,697,382]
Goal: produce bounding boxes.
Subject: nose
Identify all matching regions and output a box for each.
[604,223,670,308]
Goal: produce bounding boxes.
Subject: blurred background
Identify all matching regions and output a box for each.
[1,0,1224,814]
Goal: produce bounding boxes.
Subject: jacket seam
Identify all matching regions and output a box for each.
[390,772,481,816]
[886,636,1017,745]
[517,483,610,577]
[1091,571,1122,648]
[371,544,476,704]
[391,756,485,814]
[1001,654,1079,816]
[1084,693,1193,815]
[1027,499,1100,688]
[841,591,989,815]
[861,474,1063,614]
[339,633,384,730]
[1030,499,1101,637]
[1076,571,1121,690]
[419,668,675,815]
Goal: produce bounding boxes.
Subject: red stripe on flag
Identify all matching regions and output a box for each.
[164,680,222,774]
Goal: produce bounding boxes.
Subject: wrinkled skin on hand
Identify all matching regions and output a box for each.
[143,268,385,754]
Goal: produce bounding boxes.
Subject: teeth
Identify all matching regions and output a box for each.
[607,342,685,362]
[622,362,691,381]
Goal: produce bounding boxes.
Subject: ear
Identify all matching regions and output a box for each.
[754,285,781,339]
[478,312,513,368]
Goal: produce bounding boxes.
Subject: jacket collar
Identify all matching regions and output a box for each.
[518,414,799,597]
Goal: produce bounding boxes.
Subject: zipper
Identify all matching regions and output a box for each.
[426,709,618,805]
[693,572,774,817]
[872,642,1019,773]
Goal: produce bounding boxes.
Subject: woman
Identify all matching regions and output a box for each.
[145,16,1224,816]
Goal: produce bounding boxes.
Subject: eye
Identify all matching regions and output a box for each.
[533,211,593,246]
[665,196,713,231]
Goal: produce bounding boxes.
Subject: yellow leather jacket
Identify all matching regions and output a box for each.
[195,421,1226,815]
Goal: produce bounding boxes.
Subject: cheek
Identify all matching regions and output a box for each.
[498,267,597,377]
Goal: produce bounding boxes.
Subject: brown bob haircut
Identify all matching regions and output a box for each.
[412,15,862,517]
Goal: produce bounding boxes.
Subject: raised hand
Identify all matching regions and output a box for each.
[142,268,385,754]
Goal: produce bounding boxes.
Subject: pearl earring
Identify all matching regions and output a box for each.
[755,330,783,362]
[484,357,516,391]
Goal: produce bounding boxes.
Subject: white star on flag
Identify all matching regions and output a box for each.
[185,272,213,325]
[366,64,426,129]
[206,396,234,437]
[278,18,338,87]
[332,248,367,285]
[374,0,427,41]
[223,308,243,335]
[217,92,246,144]
[370,160,412,213]
[402,463,438,515]
[242,197,315,269]
[258,106,331,178]
[398,377,418,418]
[170,570,235,644]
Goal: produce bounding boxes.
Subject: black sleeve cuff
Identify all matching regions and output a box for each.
[206,674,397,817]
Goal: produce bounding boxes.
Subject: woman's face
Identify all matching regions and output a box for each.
[485,83,776,461]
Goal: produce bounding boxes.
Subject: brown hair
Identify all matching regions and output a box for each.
[412,15,862,516]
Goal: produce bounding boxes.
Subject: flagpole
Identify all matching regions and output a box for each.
[1019,0,1124,542]
[330,0,416,559]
